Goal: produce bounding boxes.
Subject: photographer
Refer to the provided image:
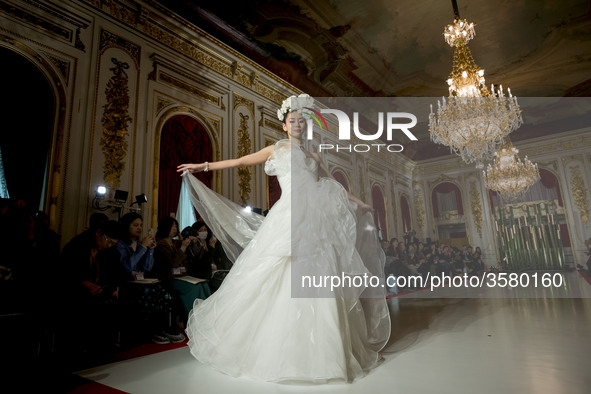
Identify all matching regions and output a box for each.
[403,230,419,248]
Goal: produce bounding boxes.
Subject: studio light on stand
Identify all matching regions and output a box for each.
[111,189,129,221]
[92,185,109,211]
[129,193,148,212]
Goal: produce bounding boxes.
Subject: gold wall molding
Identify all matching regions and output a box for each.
[78,1,296,104]
[435,210,463,223]
[428,174,459,189]
[400,193,412,231]
[158,71,220,105]
[100,58,132,189]
[415,190,425,233]
[263,118,284,133]
[21,0,89,28]
[469,181,483,236]
[233,93,255,115]
[525,136,591,157]
[258,105,285,135]
[0,0,71,42]
[358,164,366,201]
[234,93,255,205]
[570,166,590,223]
[390,186,398,232]
[41,51,70,82]
[396,178,409,188]
[237,112,252,205]
[99,28,140,67]
[537,159,558,172]
[156,96,174,114]
[561,154,584,166]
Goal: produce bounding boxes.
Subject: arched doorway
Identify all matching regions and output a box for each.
[372,184,387,241]
[400,194,411,234]
[432,182,466,246]
[158,114,213,227]
[0,46,55,211]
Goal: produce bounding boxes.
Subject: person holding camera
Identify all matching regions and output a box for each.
[184,221,215,280]
[153,217,211,330]
[185,221,231,293]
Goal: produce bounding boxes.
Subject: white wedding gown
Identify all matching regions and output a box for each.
[183,139,390,383]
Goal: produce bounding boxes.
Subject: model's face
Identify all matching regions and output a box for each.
[129,218,143,239]
[283,111,307,139]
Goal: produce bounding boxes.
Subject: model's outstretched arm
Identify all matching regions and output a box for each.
[311,152,373,212]
[177,145,275,175]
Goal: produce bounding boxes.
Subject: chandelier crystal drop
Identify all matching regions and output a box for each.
[483,140,540,202]
[429,18,523,168]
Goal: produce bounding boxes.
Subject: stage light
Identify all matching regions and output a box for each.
[114,189,128,204]
[134,193,148,205]
[95,185,107,197]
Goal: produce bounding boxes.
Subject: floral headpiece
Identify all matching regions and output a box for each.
[277,93,314,122]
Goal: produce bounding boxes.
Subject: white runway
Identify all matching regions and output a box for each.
[77,271,591,394]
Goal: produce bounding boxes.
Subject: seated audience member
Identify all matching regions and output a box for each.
[435,244,453,276]
[116,212,155,280]
[88,212,109,232]
[184,223,214,280]
[469,246,484,274]
[117,213,181,345]
[191,221,232,292]
[385,242,412,289]
[152,216,190,280]
[381,239,390,254]
[386,237,399,258]
[153,217,210,325]
[61,220,123,360]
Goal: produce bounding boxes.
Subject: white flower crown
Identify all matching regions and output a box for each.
[276,93,315,122]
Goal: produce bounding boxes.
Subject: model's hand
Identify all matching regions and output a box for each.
[177,163,206,176]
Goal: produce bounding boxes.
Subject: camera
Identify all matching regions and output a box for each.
[181,227,197,239]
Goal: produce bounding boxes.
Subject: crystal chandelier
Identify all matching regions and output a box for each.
[483,140,540,202]
[429,12,523,169]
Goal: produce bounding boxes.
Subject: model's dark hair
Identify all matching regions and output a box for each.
[156,216,179,240]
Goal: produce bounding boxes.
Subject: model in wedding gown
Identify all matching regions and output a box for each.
[177,94,390,383]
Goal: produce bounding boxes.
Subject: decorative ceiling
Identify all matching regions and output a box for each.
[151,0,591,161]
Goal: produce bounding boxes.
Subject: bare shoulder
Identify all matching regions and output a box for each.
[260,144,275,156]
